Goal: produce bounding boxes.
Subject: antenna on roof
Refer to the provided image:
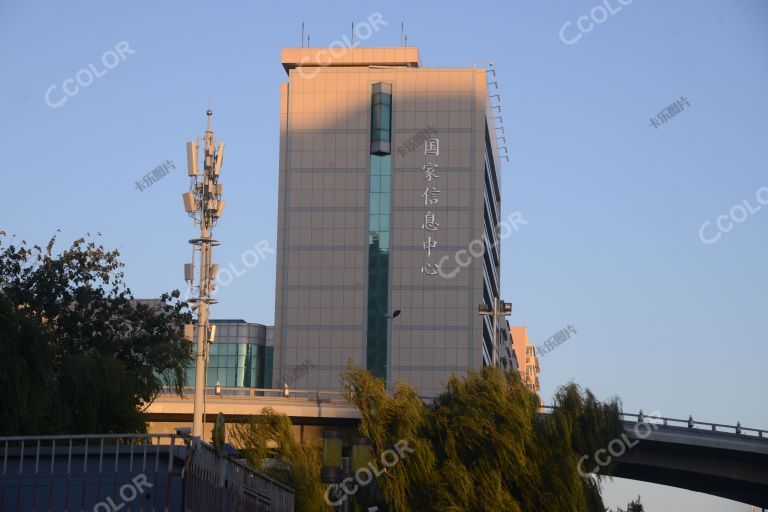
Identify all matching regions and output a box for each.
[400,22,404,46]
[301,22,304,48]
[404,34,408,46]
[307,34,311,47]
[351,23,354,47]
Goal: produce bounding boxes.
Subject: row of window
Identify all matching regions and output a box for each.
[367,83,394,380]
[185,343,273,389]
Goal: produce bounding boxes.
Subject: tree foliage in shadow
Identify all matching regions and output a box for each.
[231,407,327,512]
[0,231,192,435]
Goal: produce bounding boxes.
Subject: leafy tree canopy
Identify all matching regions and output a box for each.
[232,408,327,512]
[0,231,192,435]
[235,364,629,511]
[343,365,623,511]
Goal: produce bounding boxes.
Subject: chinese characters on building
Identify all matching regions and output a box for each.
[649,97,690,129]
[134,160,175,192]
[537,324,577,358]
[421,137,441,276]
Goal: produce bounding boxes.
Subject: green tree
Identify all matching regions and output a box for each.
[0,232,192,434]
[0,294,59,434]
[233,366,625,511]
[231,407,327,511]
[342,365,624,512]
[615,496,644,512]
[341,364,438,510]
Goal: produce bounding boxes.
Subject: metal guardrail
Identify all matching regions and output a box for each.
[160,386,348,402]
[187,438,294,511]
[0,432,295,512]
[0,433,186,511]
[539,406,767,439]
[158,388,768,439]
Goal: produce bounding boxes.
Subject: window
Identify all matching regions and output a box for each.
[370,82,392,156]
[366,83,393,379]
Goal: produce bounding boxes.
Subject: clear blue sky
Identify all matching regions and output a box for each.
[2,1,766,509]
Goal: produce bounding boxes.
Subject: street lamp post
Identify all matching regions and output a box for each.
[384,309,400,389]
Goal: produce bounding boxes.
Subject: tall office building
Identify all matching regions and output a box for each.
[273,47,505,397]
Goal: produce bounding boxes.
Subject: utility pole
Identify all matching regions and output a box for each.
[478,298,512,365]
[183,109,225,441]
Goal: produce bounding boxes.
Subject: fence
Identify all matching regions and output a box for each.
[0,433,294,511]
[185,441,294,512]
[539,406,767,438]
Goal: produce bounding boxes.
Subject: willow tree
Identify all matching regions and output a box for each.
[342,365,624,512]
[231,407,327,511]
[232,366,627,511]
[0,293,59,434]
[0,232,192,434]
[426,367,541,511]
[341,365,438,510]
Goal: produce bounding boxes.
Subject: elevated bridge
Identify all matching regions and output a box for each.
[612,412,768,508]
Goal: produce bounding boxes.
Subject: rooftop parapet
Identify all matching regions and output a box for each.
[281,47,420,74]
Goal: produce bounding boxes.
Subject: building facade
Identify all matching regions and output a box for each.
[499,319,519,373]
[187,319,273,389]
[273,47,505,397]
[509,326,540,395]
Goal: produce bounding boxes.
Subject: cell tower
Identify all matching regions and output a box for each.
[182,109,225,441]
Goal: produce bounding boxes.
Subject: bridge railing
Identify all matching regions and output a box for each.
[540,406,766,439]
[156,390,768,440]
[158,386,348,402]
